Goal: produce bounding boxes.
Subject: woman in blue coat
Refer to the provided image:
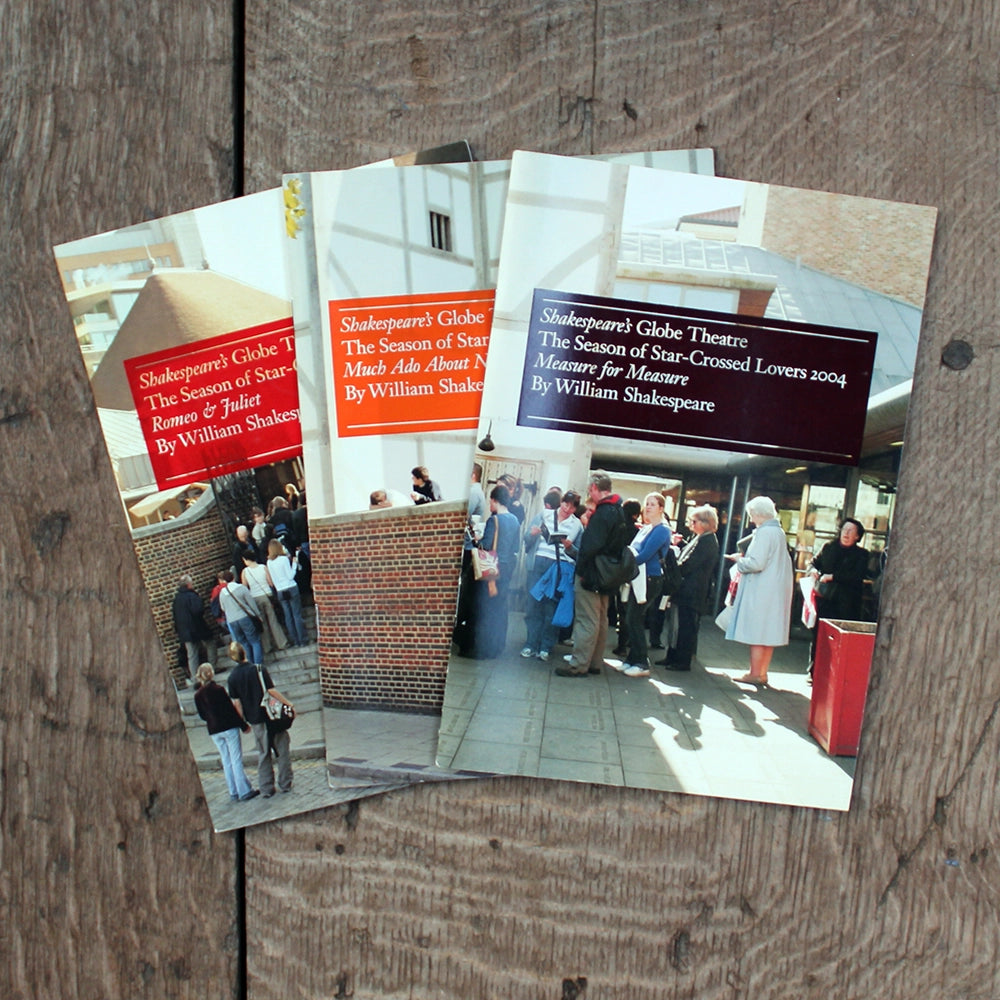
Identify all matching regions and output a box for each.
[724,496,793,687]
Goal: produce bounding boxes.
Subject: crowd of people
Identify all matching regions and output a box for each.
[457,469,702,676]
[171,484,309,807]
[457,469,875,686]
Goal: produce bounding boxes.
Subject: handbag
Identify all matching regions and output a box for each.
[472,515,500,581]
[799,576,818,629]
[472,547,499,581]
[660,547,682,598]
[725,567,740,606]
[256,664,294,730]
[715,603,734,632]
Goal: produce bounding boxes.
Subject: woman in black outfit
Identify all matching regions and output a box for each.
[810,518,869,622]
[194,662,259,802]
[660,504,719,671]
[808,517,870,677]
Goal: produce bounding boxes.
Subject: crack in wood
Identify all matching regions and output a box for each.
[344,799,360,830]
[670,929,691,973]
[0,408,31,427]
[878,690,1000,905]
[557,91,595,138]
[142,790,160,821]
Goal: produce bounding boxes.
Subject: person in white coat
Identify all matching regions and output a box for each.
[724,496,793,686]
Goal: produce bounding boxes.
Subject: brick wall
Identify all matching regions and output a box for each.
[310,500,466,712]
[760,186,936,307]
[132,493,231,683]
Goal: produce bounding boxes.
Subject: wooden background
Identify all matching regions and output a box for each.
[4,2,998,997]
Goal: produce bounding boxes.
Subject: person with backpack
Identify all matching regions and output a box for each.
[555,472,627,678]
[227,642,295,798]
[267,496,297,552]
[659,504,720,672]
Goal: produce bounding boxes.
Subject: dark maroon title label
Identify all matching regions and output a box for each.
[516,289,877,465]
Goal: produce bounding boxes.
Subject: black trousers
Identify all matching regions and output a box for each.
[670,603,700,667]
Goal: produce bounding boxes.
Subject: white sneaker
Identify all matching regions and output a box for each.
[520,647,535,658]
[608,660,628,673]
[536,651,550,662]
[623,664,650,678]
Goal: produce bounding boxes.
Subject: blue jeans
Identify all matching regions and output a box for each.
[228,614,263,666]
[211,727,253,799]
[524,556,558,653]
[277,585,308,645]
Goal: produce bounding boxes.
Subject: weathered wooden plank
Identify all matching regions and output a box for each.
[0,3,241,997]
[243,2,1000,998]
[243,0,598,184]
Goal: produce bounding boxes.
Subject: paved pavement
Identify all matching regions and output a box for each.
[325,705,470,786]
[181,606,861,828]
[176,614,404,833]
[432,613,857,811]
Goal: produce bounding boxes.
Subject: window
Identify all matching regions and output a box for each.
[429,211,452,252]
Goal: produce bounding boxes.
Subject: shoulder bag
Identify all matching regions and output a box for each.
[256,664,294,731]
[226,583,263,631]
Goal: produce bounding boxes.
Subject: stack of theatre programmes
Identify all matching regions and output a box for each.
[54,142,937,827]
[435,151,936,811]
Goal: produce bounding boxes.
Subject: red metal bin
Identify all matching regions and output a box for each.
[808,619,877,757]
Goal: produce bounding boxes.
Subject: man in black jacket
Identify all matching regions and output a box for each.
[228,652,295,798]
[660,504,720,670]
[172,574,214,678]
[556,472,626,678]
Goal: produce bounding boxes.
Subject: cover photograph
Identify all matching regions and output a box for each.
[50,143,474,832]
[436,151,937,810]
[283,150,716,790]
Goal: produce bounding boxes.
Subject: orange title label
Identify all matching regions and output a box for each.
[329,289,494,437]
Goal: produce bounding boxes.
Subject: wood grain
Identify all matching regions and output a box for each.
[4,0,1000,997]
[244,2,1000,998]
[0,3,240,997]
